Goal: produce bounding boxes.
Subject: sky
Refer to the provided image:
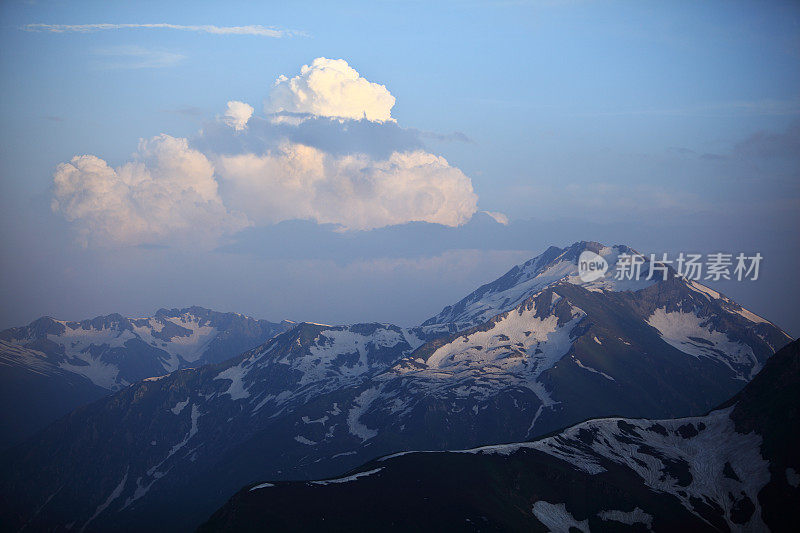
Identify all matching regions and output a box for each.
[1,0,798,335]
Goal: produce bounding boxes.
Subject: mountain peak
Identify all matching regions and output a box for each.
[423,241,653,330]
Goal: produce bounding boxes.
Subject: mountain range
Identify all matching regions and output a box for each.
[0,241,792,531]
[0,307,287,449]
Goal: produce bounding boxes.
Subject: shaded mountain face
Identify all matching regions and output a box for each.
[0,341,109,452]
[0,307,287,449]
[0,242,791,531]
[201,339,800,533]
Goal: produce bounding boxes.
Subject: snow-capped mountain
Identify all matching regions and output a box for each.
[0,307,287,448]
[397,241,789,438]
[1,307,288,390]
[0,242,791,531]
[202,338,800,532]
[422,241,776,336]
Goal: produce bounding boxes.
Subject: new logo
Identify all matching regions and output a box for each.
[578,250,608,282]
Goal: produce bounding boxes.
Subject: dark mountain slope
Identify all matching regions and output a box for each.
[202,339,800,532]
[0,341,109,450]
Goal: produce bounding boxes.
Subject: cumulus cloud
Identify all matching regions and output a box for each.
[52,134,248,248]
[53,57,482,247]
[215,143,477,230]
[265,58,395,123]
[223,101,254,131]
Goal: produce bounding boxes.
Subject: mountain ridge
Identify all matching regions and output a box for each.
[0,306,288,449]
[0,241,791,531]
[202,338,800,532]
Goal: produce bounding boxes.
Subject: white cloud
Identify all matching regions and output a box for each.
[52,134,248,248]
[265,58,395,123]
[482,211,509,225]
[215,143,477,230]
[52,57,483,247]
[223,101,254,131]
[22,23,299,38]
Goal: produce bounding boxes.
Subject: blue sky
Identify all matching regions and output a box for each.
[1,0,798,334]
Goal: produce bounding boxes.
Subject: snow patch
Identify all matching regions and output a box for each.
[525,404,545,438]
[347,388,380,441]
[215,365,250,400]
[146,404,201,478]
[132,315,218,363]
[647,307,759,379]
[574,358,615,381]
[302,415,329,425]
[332,451,357,458]
[411,298,585,402]
[310,467,383,485]
[527,408,771,530]
[687,280,721,301]
[59,356,123,391]
[440,405,770,533]
[170,399,189,415]
[729,305,769,325]
[81,468,128,531]
[531,501,589,533]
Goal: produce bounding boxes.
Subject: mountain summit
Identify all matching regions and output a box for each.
[423,242,652,330]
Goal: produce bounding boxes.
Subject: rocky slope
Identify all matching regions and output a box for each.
[202,338,800,532]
